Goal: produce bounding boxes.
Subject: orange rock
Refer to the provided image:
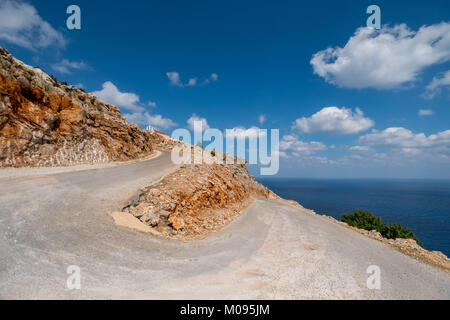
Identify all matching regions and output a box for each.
[124,159,280,239]
[169,215,185,230]
[0,47,156,168]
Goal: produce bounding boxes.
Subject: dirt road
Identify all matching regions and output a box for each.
[0,152,449,299]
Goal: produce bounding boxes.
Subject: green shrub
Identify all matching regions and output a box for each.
[341,210,423,247]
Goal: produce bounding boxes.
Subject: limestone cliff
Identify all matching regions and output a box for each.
[0,47,154,167]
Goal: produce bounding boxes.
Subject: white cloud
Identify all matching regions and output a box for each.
[276,150,289,159]
[311,23,450,89]
[349,145,372,152]
[0,0,66,50]
[125,112,176,130]
[166,72,183,87]
[187,78,198,87]
[93,82,174,129]
[288,154,336,165]
[418,109,434,116]
[94,81,176,129]
[293,107,374,135]
[148,101,157,107]
[93,81,143,112]
[201,73,219,86]
[359,127,450,149]
[258,114,266,125]
[144,114,176,130]
[343,128,450,166]
[225,127,267,139]
[167,72,218,87]
[51,59,90,74]
[72,83,84,89]
[280,134,327,155]
[423,70,450,98]
[187,114,210,132]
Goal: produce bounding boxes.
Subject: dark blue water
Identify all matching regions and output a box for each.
[258,178,450,257]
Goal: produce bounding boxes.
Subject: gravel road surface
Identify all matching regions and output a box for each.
[1,152,449,299]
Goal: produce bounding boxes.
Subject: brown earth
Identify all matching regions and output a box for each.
[0,47,156,167]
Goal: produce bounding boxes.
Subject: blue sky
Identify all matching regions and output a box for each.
[0,0,449,178]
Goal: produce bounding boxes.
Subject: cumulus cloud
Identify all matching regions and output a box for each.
[311,23,450,89]
[144,114,176,130]
[74,83,84,88]
[418,109,434,116]
[280,135,327,155]
[0,0,66,50]
[423,70,450,99]
[258,114,266,125]
[359,127,450,149]
[93,81,143,112]
[349,145,372,152]
[167,72,218,87]
[356,127,450,163]
[148,101,157,107]
[293,107,374,135]
[51,59,90,74]
[166,72,183,87]
[93,82,174,129]
[187,78,198,87]
[125,112,176,130]
[201,73,219,86]
[225,127,267,139]
[187,114,210,132]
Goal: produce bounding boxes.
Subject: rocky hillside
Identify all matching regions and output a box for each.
[0,47,154,167]
[123,160,279,240]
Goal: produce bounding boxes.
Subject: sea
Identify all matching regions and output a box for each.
[258,178,450,257]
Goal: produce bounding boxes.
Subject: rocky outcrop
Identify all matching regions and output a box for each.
[123,161,279,239]
[0,47,154,167]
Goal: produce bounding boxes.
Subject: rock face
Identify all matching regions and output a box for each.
[0,47,154,167]
[123,161,279,239]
